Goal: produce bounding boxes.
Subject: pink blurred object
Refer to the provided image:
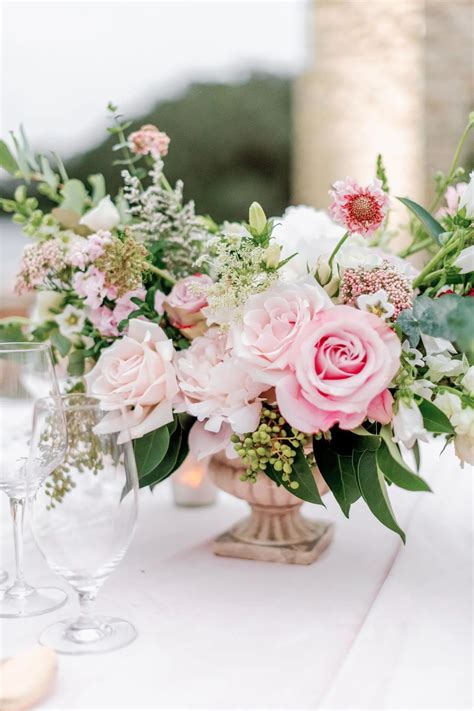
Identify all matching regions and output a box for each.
[0,646,57,711]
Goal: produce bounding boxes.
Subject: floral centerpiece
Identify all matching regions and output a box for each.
[1,106,473,550]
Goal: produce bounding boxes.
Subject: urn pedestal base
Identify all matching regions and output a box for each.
[209,454,334,565]
[213,504,334,565]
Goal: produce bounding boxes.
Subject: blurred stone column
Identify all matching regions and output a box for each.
[293,0,473,216]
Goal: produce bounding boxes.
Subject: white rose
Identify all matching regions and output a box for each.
[79,196,120,232]
[461,366,474,395]
[453,245,474,274]
[426,353,465,383]
[458,171,474,218]
[392,399,429,449]
[30,291,64,324]
[433,391,462,419]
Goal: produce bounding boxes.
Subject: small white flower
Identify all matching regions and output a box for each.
[433,391,463,419]
[264,242,281,269]
[421,334,456,356]
[461,366,474,395]
[454,434,474,466]
[408,379,435,400]
[402,340,424,367]
[426,353,465,383]
[79,196,120,232]
[451,407,474,466]
[30,290,63,324]
[55,305,86,338]
[357,289,395,320]
[393,399,429,449]
[453,245,474,274]
[458,170,474,218]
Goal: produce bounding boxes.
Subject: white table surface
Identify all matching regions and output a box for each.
[0,442,472,711]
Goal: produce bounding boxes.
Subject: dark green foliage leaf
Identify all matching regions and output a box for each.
[283,446,324,506]
[313,438,359,517]
[418,398,455,434]
[0,140,19,174]
[141,427,182,489]
[134,425,170,479]
[67,349,86,376]
[413,441,421,472]
[356,450,406,543]
[377,427,431,492]
[49,329,71,357]
[397,197,444,244]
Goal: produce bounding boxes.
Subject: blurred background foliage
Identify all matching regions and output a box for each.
[1,74,292,224]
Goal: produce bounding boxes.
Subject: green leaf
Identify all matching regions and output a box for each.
[281,446,324,505]
[19,124,39,171]
[356,450,406,542]
[39,155,59,191]
[396,309,421,348]
[49,329,71,357]
[134,425,170,479]
[397,197,444,244]
[60,179,88,213]
[377,427,431,492]
[410,295,474,357]
[67,349,86,376]
[52,152,68,183]
[418,398,455,434]
[413,441,421,472]
[313,438,358,517]
[10,132,31,181]
[141,427,182,489]
[88,174,106,204]
[0,319,28,342]
[0,140,19,174]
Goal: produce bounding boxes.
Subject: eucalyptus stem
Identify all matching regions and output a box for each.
[429,116,474,213]
[146,263,176,285]
[328,231,349,271]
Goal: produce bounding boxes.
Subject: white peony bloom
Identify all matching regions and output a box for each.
[55,304,86,338]
[30,291,64,324]
[337,235,383,270]
[426,353,465,383]
[453,245,474,274]
[433,391,463,419]
[273,205,345,277]
[392,399,429,449]
[357,289,395,321]
[461,366,474,395]
[458,171,474,218]
[79,196,120,232]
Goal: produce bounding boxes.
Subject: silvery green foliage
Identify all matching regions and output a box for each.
[122,159,209,278]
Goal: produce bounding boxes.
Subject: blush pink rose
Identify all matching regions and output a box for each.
[86,318,178,442]
[234,279,331,384]
[165,273,213,340]
[275,305,401,432]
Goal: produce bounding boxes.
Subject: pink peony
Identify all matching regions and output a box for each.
[175,329,266,456]
[165,273,213,340]
[128,124,170,159]
[275,305,400,433]
[86,319,178,442]
[329,178,389,236]
[234,279,331,384]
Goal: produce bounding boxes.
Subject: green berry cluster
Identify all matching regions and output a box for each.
[231,406,310,489]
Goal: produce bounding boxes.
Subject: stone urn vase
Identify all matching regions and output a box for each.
[208,452,334,565]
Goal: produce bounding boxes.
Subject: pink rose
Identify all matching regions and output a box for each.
[234,279,331,384]
[86,318,178,442]
[128,124,170,159]
[276,305,401,432]
[165,274,213,340]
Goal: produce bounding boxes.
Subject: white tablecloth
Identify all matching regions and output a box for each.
[0,442,472,710]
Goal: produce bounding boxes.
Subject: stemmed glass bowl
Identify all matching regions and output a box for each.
[30,394,139,654]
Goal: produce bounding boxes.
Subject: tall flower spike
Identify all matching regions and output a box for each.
[328,177,389,236]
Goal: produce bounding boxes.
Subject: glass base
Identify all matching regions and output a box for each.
[0,570,7,586]
[0,586,67,618]
[39,616,137,655]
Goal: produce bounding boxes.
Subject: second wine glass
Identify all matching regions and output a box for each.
[30,395,139,654]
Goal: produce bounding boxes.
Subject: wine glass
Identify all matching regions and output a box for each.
[30,394,139,654]
[0,342,68,617]
[0,570,7,585]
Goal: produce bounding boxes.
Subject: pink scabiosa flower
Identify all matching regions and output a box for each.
[339,261,413,319]
[329,178,389,236]
[128,124,170,159]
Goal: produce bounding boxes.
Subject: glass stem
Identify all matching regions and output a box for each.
[8,497,31,597]
[77,589,98,628]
